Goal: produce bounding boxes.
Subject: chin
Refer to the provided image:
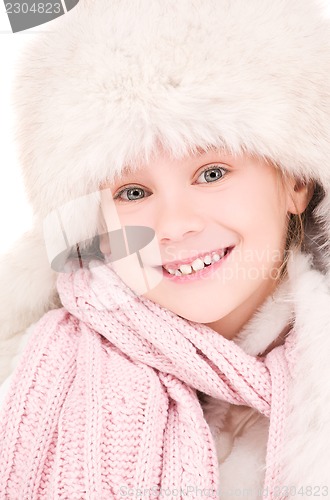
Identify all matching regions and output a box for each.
[168,306,227,325]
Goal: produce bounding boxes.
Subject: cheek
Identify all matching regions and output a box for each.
[222,186,287,261]
[212,187,264,235]
[114,205,155,229]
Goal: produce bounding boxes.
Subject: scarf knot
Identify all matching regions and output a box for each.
[0,261,292,498]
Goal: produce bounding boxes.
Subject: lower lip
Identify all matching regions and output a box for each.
[161,246,234,284]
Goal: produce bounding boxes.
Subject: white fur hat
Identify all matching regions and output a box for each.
[2,0,330,355]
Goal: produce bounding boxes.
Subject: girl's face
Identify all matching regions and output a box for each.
[100,148,311,339]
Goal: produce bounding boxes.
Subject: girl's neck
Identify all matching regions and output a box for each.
[204,276,282,341]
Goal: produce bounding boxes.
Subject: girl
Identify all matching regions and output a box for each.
[1,0,330,497]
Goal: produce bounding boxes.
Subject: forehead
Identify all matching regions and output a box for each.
[128,145,239,171]
[103,147,261,188]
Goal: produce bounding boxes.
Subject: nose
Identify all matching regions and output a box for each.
[156,192,205,244]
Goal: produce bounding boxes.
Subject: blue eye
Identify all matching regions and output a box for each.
[196,165,227,183]
[113,165,227,203]
[114,186,149,202]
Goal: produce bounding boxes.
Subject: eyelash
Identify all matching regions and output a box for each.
[113,164,228,203]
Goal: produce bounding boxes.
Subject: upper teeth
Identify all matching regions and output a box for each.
[164,249,226,276]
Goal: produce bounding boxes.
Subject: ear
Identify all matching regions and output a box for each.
[286,179,315,215]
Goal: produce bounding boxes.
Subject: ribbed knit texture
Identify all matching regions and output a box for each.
[0,260,293,499]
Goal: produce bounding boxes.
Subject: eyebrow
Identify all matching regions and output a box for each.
[194,145,232,158]
[118,146,232,182]
[195,146,208,155]
[195,146,217,156]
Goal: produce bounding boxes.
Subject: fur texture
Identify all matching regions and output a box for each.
[2,0,330,342]
[2,1,330,487]
[3,249,330,492]
[203,251,330,491]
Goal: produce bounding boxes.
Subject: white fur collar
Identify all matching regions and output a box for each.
[277,251,330,487]
[231,250,330,487]
[233,265,294,357]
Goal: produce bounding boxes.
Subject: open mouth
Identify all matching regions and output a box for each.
[162,246,234,281]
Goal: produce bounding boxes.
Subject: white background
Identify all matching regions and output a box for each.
[1,2,330,256]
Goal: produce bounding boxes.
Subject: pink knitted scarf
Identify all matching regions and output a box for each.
[0,260,293,498]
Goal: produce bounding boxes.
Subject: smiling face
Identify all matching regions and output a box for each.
[99,147,312,339]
